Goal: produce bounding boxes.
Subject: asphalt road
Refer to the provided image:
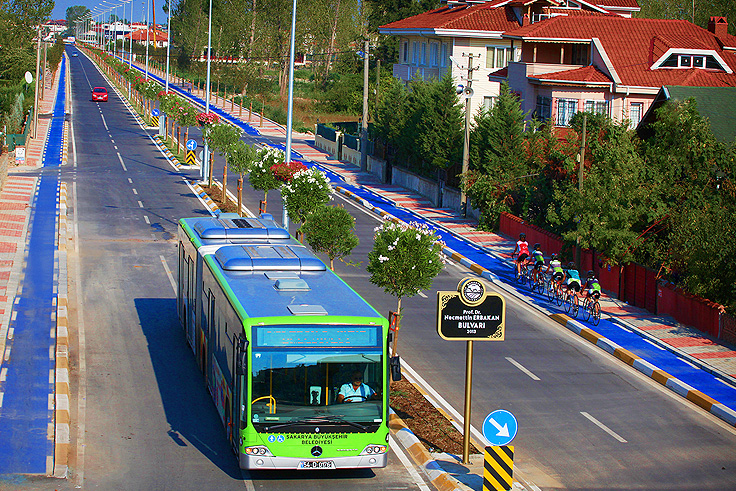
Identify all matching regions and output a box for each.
[22,46,736,491]
[49,47,432,490]
[193,92,736,489]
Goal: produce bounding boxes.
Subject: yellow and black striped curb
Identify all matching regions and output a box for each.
[54,181,70,478]
[190,181,220,215]
[152,135,185,169]
[389,410,472,491]
[549,313,736,426]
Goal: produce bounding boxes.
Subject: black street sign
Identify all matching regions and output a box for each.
[437,278,506,341]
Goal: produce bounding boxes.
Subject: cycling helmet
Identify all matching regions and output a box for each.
[519,233,526,240]
[534,243,541,250]
[587,270,595,278]
[550,253,557,259]
[567,262,576,269]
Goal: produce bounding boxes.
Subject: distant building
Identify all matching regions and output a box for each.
[126,27,169,48]
[379,0,640,115]
[492,15,736,128]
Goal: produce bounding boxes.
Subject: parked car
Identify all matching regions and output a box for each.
[92,87,108,102]
[72,52,78,57]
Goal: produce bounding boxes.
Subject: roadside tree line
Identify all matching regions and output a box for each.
[372,79,736,310]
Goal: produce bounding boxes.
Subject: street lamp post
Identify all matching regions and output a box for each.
[202,0,213,182]
[282,0,297,231]
[165,0,171,92]
[144,0,150,79]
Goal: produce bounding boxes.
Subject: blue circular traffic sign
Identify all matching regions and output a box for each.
[483,409,518,446]
[186,139,198,151]
[152,108,160,117]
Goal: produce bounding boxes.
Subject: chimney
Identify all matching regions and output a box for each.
[708,16,728,38]
[522,13,530,26]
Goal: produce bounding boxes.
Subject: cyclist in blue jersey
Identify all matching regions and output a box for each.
[565,262,582,293]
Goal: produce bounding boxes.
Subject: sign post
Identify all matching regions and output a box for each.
[151,108,160,129]
[437,278,506,464]
[186,139,198,167]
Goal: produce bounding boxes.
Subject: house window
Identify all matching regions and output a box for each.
[571,44,589,65]
[430,43,438,67]
[421,43,427,65]
[412,42,418,64]
[629,102,643,129]
[556,98,578,126]
[486,46,516,69]
[536,96,551,121]
[584,100,609,116]
[441,44,448,67]
[402,42,409,63]
[659,52,725,70]
[483,96,497,113]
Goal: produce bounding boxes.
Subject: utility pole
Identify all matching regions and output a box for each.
[576,113,587,268]
[459,53,477,217]
[32,26,41,139]
[360,39,369,173]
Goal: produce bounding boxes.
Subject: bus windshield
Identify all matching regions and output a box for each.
[251,348,383,429]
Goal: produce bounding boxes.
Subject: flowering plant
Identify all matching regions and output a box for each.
[367,219,446,299]
[196,112,220,126]
[271,160,306,182]
[280,167,332,226]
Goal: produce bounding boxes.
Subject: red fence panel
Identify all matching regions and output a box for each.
[657,283,722,338]
[598,263,621,298]
[645,268,657,313]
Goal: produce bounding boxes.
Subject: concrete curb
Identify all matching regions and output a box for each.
[54,181,70,478]
[389,410,471,491]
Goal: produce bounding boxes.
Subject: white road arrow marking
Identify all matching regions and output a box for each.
[490,418,510,437]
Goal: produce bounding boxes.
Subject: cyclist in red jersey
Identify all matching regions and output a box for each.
[512,233,530,277]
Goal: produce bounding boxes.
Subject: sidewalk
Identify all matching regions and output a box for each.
[116,58,736,489]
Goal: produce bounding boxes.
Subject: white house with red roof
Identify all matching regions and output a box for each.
[379,0,639,115]
[492,15,736,127]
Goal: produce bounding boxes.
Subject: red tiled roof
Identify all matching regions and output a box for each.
[596,0,639,7]
[488,66,509,78]
[532,64,612,83]
[126,28,168,42]
[380,3,519,32]
[504,16,736,87]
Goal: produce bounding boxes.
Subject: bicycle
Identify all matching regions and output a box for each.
[530,265,545,294]
[582,293,602,325]
[563,286,580,318]
[512,255,532,285]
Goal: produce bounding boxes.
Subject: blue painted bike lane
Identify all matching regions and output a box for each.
[0,57,65,474]
[131,60,736,423]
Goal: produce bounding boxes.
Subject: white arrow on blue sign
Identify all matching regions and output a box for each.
[482,409,518,446]
[186,139,198,151]
[152,108,160,117]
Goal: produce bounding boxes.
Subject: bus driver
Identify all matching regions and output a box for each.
[337,371,378,403]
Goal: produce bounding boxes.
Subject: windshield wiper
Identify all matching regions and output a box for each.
[264,415,369,432]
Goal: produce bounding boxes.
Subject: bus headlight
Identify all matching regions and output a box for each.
[361,445,387,455]
[244,446,271,456]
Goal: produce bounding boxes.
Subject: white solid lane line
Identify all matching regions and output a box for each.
[506,357,541,381]
[389,435,432,491]
[580,412,627,443]
[160,256,176,295]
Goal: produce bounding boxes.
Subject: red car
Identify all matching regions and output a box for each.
[92,87,108,102]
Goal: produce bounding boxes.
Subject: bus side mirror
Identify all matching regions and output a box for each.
[390,356,401,382]
[236,338,249,375]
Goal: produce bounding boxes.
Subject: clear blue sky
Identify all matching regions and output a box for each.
[52,0,169,26]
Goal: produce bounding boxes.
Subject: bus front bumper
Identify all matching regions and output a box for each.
[240,452,388,470]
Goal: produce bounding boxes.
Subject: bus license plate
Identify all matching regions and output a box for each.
[298,460,335,469]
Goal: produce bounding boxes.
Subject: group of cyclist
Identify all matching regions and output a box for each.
[513,232,601,301]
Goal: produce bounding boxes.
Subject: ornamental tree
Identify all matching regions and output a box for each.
[248,147,286,213]
[367,220,445,356]
[301,204,359,270]
[226,140,260,216]
[207,123,243,196]
[280,166,332,239]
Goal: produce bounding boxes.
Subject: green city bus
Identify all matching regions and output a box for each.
[177,216,392,469]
